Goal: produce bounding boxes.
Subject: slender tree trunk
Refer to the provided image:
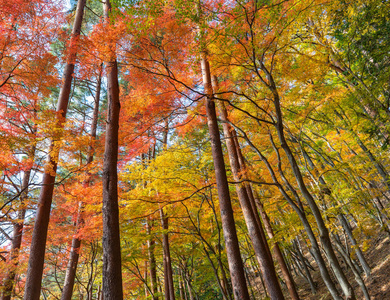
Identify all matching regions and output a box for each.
[372,197,390,234]
[102,1,123,298]
[212,77,284,299]
[200,53,250,300]
[61,66,102,300]
[179,275,185,300]
[231,140,273,262]
[179,269,188,300]
[160,208,175,300]
[300,140,372,280]
[61,203,83,300]
[147,220,159,300]
[23,1,86,299]
[145,261,149,298]
[338,214,371,277]
[202,247,229,300]
[293,239,317,294]
[2,157,34,300]
[159,121,175,300]
[186,280,195,300]
[334,108,390,192]
[262,63,355,300]
[238,127,343,299]
[332,234,371,300]
[96,285,101,300]
[255,195,300,300]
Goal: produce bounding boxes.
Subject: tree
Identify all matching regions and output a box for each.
[23,1,87,298]
[101,0,124,298]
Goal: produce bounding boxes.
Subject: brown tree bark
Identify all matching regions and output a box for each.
[23,1,87,299]
[147,220,159,300]
[200,53,250,300]
[61,69,102,300]
[1,155,34,300]
[61,203,82,300]
[158,120,175,300]
[160,208,175,300]
[292,239,317,294]
[145,261,149,298]
[102,1,123,298]
[254,195,300,300]
[260,61,355,300]
[238,129,343,300]
[212,77,285,300]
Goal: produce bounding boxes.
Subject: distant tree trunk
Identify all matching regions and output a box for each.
[200,52,250,300]
[145,261,149,298]
[158,121,175,300]
[261,61,355,300]
[147,220,159,300]
[372,196,390,234]
[61,202,83,300]
[23,1,87,299]
[179,269,188,300]
[212,77,284,300]
[61,66,102,300]
[299,140,372,279]
[292,239,317,294]
[332,233,371,300]
[186,279,195,300]
[102,0,123,299]
[254,194,300,300]
[202,246,229,300]
[160,208,175,300]
[334,108,390,192]
[178,275,185,300]
[338,214,371,276]
[239,131,343,299]
[1,149,34,300]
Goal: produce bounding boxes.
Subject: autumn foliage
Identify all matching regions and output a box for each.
[1,0,390,299]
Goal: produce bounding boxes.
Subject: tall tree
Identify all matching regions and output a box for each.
[102,0,123,298]
[1,146,35,300]
[212,76,286,299]
[23,1,87,298]
[61,67,102,300]
[200,51,250,300]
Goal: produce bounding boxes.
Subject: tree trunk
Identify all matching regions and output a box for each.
[145,261,149,298]
[160,208,175,300]
[230,133,273,263]
[61,66,102,300]
[147,220,159,300]
[180,269,188,300]
[255,195,300,300]
[61,203,83,300]
[102,1,123,298]
[23,1,87,299]
[332,234,371,300]
[202,247,229,300]
[338,214,371,277]
[238,126,343,300]
[293,239,317,294]
[200,53,250,300]
[212,77,284,300]
[262,62,355,300]
[2,160,34,300]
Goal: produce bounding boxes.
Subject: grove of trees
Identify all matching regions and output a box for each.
[1,0,390,299]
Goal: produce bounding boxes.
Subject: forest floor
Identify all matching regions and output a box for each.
[295,233,390,300]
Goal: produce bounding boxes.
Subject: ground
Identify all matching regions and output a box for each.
[296,234,390,300]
